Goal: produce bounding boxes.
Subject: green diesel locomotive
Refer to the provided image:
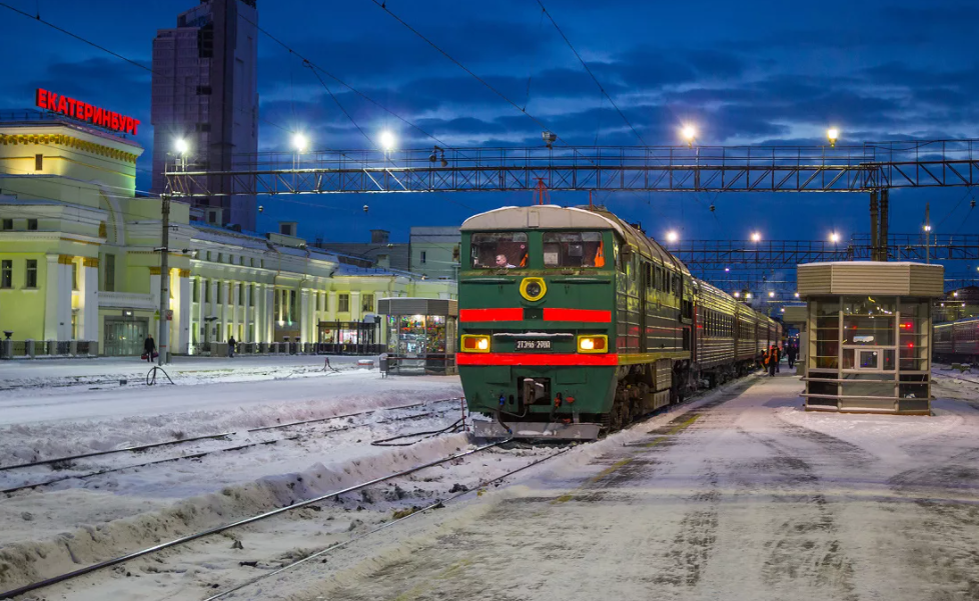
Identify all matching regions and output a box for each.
[458,205,781,439]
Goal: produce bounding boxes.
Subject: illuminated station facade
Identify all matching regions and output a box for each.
[0,92,455,357]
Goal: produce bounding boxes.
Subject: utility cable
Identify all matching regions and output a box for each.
[367,0,557,137]
[535,0,648,146]
[0,2,287,134]
[523,6,547,111]
[237,12,458,152]
[303,60,377,149]
[371,416,467,446]
[936,185,975,230]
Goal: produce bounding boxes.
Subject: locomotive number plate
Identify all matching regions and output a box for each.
[515,340,551,350]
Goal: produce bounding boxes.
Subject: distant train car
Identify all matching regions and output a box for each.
[458,205,780,439]
[934,317,979,363]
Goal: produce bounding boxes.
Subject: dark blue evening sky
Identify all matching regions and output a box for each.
[2,0,977,256]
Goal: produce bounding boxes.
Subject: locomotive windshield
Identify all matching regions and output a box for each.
[543,231,605,268]
[471,232,528,269]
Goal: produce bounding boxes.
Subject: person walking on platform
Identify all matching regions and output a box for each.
[228,336,237,358]
[787,344,797,369]
[767,345,777,377]
[775,344,782,373]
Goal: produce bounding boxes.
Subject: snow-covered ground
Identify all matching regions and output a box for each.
[0,364,465,596]
[3,369,978,600]
[0,354,373,397]
[282,372,979,601]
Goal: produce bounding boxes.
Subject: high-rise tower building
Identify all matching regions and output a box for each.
[151,0,258,230]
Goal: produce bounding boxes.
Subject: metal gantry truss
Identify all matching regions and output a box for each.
[166,140,979,197]
[668,234,979,270]
[670,234,979,296]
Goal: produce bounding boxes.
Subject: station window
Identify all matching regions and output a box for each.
[543,231,604,268]
[27,219,38,231]
[338,293,350,313]
[104,254,116,292]
[1,219,11,230]
[362,293,374,312]
[471,232,528,269]
[0,260,11,288]
[25,259,37,288]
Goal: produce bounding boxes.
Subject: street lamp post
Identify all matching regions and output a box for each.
[157,139,189,365]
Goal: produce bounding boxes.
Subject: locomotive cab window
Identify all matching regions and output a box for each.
[543,231,604,268]
[471,232,528,269]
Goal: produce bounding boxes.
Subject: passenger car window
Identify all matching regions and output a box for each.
[542,232,604,267]
[471,232,528,269]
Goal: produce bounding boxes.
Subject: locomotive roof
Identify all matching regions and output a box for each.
[461,205,690,274]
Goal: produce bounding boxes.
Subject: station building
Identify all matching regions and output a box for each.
[0,110,455,357]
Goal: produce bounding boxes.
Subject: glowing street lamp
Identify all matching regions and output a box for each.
[794,292,800,298]
[292,132,309,153]
[751,232,762,242]
[768,291,775,298]
[733,291,740,298]
[174,138,189,155]
[745,292,753,299]
[681,124,696,147]
[829,232,840,243]
[666,230,679,243]
[379,130,396,151]
[827,127,839,148]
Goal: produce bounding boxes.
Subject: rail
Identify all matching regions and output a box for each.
[0,438,506,600]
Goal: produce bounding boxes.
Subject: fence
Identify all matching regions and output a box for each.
[383,354,457,376]
[0,340,99,360]
[189,342,386,357]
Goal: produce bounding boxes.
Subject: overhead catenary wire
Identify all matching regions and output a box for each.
[0,2,289,135]
[236,12,458,152]
[366,0,558,138]
[535,0,648,146]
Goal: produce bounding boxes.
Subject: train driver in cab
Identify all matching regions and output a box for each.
[495,253,516,268]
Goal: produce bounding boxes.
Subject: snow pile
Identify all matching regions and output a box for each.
[0,372,462,459]
[0,433,472,592]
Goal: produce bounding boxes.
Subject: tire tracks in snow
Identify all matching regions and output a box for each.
[733,410,868,600]
[888,446,979,600]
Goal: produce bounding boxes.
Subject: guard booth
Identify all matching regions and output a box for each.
[378,297,458,375]
[798,262,943,415]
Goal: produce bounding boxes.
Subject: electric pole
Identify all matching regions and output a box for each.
[158,193,171,366]
[924,202,931,265]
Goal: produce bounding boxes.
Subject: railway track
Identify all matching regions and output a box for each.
[0,398,464,496]
[0,377,759,600]
[935,372,979,386]
[0,436,520,600]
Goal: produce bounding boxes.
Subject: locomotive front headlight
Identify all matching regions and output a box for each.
[577,335,608,354]
[461,335,491,353]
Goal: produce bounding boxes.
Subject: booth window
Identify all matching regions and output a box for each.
[471,232,528,269]
[543,231,604,267]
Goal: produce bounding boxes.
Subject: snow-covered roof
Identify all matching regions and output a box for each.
[798,261,942,267]
[461,205,628,239]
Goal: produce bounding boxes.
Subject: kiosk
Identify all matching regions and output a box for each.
[798,262,943,415]
[378,298,458,375]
